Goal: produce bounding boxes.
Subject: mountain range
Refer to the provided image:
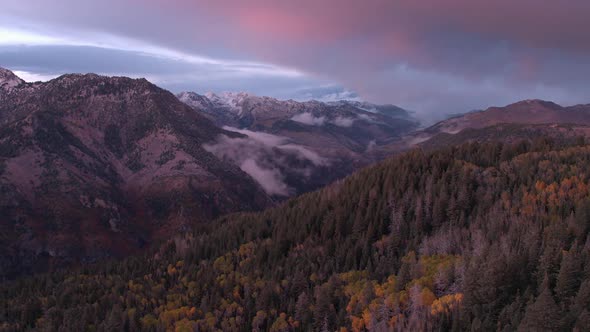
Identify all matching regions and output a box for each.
[409,99,590,147]
[3,66,590,281]
[177,91,419,196]
[4,117,590,331]
[3,67,590,330]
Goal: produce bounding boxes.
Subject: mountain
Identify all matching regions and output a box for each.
[178,91,419,196]
[5,66,590,329]
[0,68,271,279]
[178,91,416,130]
[0,68,25,91]
[3,138,590,331]
[406,99,590,147]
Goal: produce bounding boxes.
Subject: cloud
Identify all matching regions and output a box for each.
[0,26,302,78]
[203,127,327,196]
[193,1,590,116]
[293,86,361,102]
[291,113,357,128]
[331,116,355,127]
[357,114,373,121]
[0,44,350,100]
[239,159,290,196]
[222,127,288,146]
[1,1,590,118]
[356,113,384,125]
[291,113,326,126]
[366,140,377,152]
[278,144,326,166]
[12,70,59,82]
[218,127,326,167]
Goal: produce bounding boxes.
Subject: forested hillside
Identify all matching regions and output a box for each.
[2,138,590,331]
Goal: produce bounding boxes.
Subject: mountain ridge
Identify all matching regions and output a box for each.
[403,99,590,148]
[3,136,590,331]
[4,65,590,280]
[0,68,271,279]
[178,90,420,196]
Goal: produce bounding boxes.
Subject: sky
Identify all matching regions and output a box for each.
[1,0,589,122]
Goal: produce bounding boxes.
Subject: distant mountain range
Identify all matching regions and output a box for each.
[406,99,590,147]
[178,92,590,197]
[178,91,419,196]
[431,99,590,132]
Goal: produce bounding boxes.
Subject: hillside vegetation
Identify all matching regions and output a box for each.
[2,138,590,331]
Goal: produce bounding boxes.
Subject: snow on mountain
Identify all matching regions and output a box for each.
[177,90,420,197]
[205,92,251,111]
[177,91,416,126]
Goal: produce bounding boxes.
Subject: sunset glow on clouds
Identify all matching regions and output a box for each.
[1,0,589,120]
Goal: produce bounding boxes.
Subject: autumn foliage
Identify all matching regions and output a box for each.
[2,139,590,331]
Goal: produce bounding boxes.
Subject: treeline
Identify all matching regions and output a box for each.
[2,138,590,331]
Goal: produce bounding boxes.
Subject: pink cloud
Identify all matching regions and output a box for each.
[183,1,590,83]
[162,0,590,112]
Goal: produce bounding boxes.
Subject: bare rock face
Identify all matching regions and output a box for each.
[0,68,25,91]
[178,91,420,196]
[0,68,271,278]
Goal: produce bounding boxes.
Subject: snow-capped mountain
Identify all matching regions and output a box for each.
[178,91,417,128]
[178,91,420,197]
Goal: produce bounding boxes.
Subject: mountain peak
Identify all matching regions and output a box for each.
[423,98,590,138]
[205,91,252,107]
[0,67,25,91]
[51,72,150,86]
[505,99,563,110]
[206,91,251,99]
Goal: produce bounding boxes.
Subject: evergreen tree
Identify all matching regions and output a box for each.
[518,287,562,332]
[556,246,582,305]
[574,310,590,332]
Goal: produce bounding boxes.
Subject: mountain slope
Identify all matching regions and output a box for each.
[0,69,270,278]
[0,68,24,91]
[405,99,590,148]
[178,91,419,196]
[3,139,590,331]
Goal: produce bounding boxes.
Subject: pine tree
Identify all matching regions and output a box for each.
[573,280,590,312]
[294,292,311,327]
[555,247,582,304]
[97,305,124,331]
[518,286,562,332]
[497,293,525,331]
[574,310,590,332]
